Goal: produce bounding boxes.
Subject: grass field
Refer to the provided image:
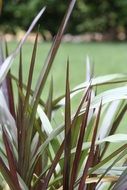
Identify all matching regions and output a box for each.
[8,41,127,97]
[8,41,127,126]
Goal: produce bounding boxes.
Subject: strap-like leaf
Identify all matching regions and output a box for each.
[24,33,39,112]
[112,167,127,190]
[96,147,127,187]
[78,102,102,189]
[70,91,91,190]
[2,128,21,189]
[100,103,127,158]
[0,152,20,190]
[45,77,53,120]
[55,73,127,107]
[63,61,71,190]
[31,0,76,107]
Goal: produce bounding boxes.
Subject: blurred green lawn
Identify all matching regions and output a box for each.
[8,41,127,98]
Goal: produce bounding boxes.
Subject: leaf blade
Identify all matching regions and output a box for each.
[63,61,71,190]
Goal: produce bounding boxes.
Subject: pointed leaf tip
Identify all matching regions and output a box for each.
[0,6,46,85]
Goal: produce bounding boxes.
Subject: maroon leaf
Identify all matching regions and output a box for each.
[63,61,71,190]
[2,128,21,190]
[70,90,91,190]
[0,157,21,190]
[78,102,102,190]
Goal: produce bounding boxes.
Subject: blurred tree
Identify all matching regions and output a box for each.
[1,0,127,37]
[1,0,67,34]
[0,0,2,14]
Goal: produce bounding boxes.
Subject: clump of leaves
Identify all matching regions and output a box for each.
[1,1,127,190]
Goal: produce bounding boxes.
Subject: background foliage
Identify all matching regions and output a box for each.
[1,0,127,36]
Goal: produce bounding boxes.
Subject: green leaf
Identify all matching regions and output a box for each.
[75,144,127,188]
[82,134,127,151]
[98,100,121,140]
[100,103,127,158]
[74,73,127,92]
[56,73,127,107]
[93,166,127,176]
[89,144,127,176]
[80,85,127,115]
[96,147,127,186]
[17,174,29,190]
[37,105,53,135]
[112,167,127,190]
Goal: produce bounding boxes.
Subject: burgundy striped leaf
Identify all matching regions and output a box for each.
[63,61,71,190]
[41,143,64,190]
[32,0,76,106]
[24,33,38,112]
[26,1,77,188]
[2,128,21,190]
[4,39,16,118]
[45,76,53,121]
[31,84,92,189]
[69,90,91,190]
[78,102,102,190]
[0,157,21,190]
